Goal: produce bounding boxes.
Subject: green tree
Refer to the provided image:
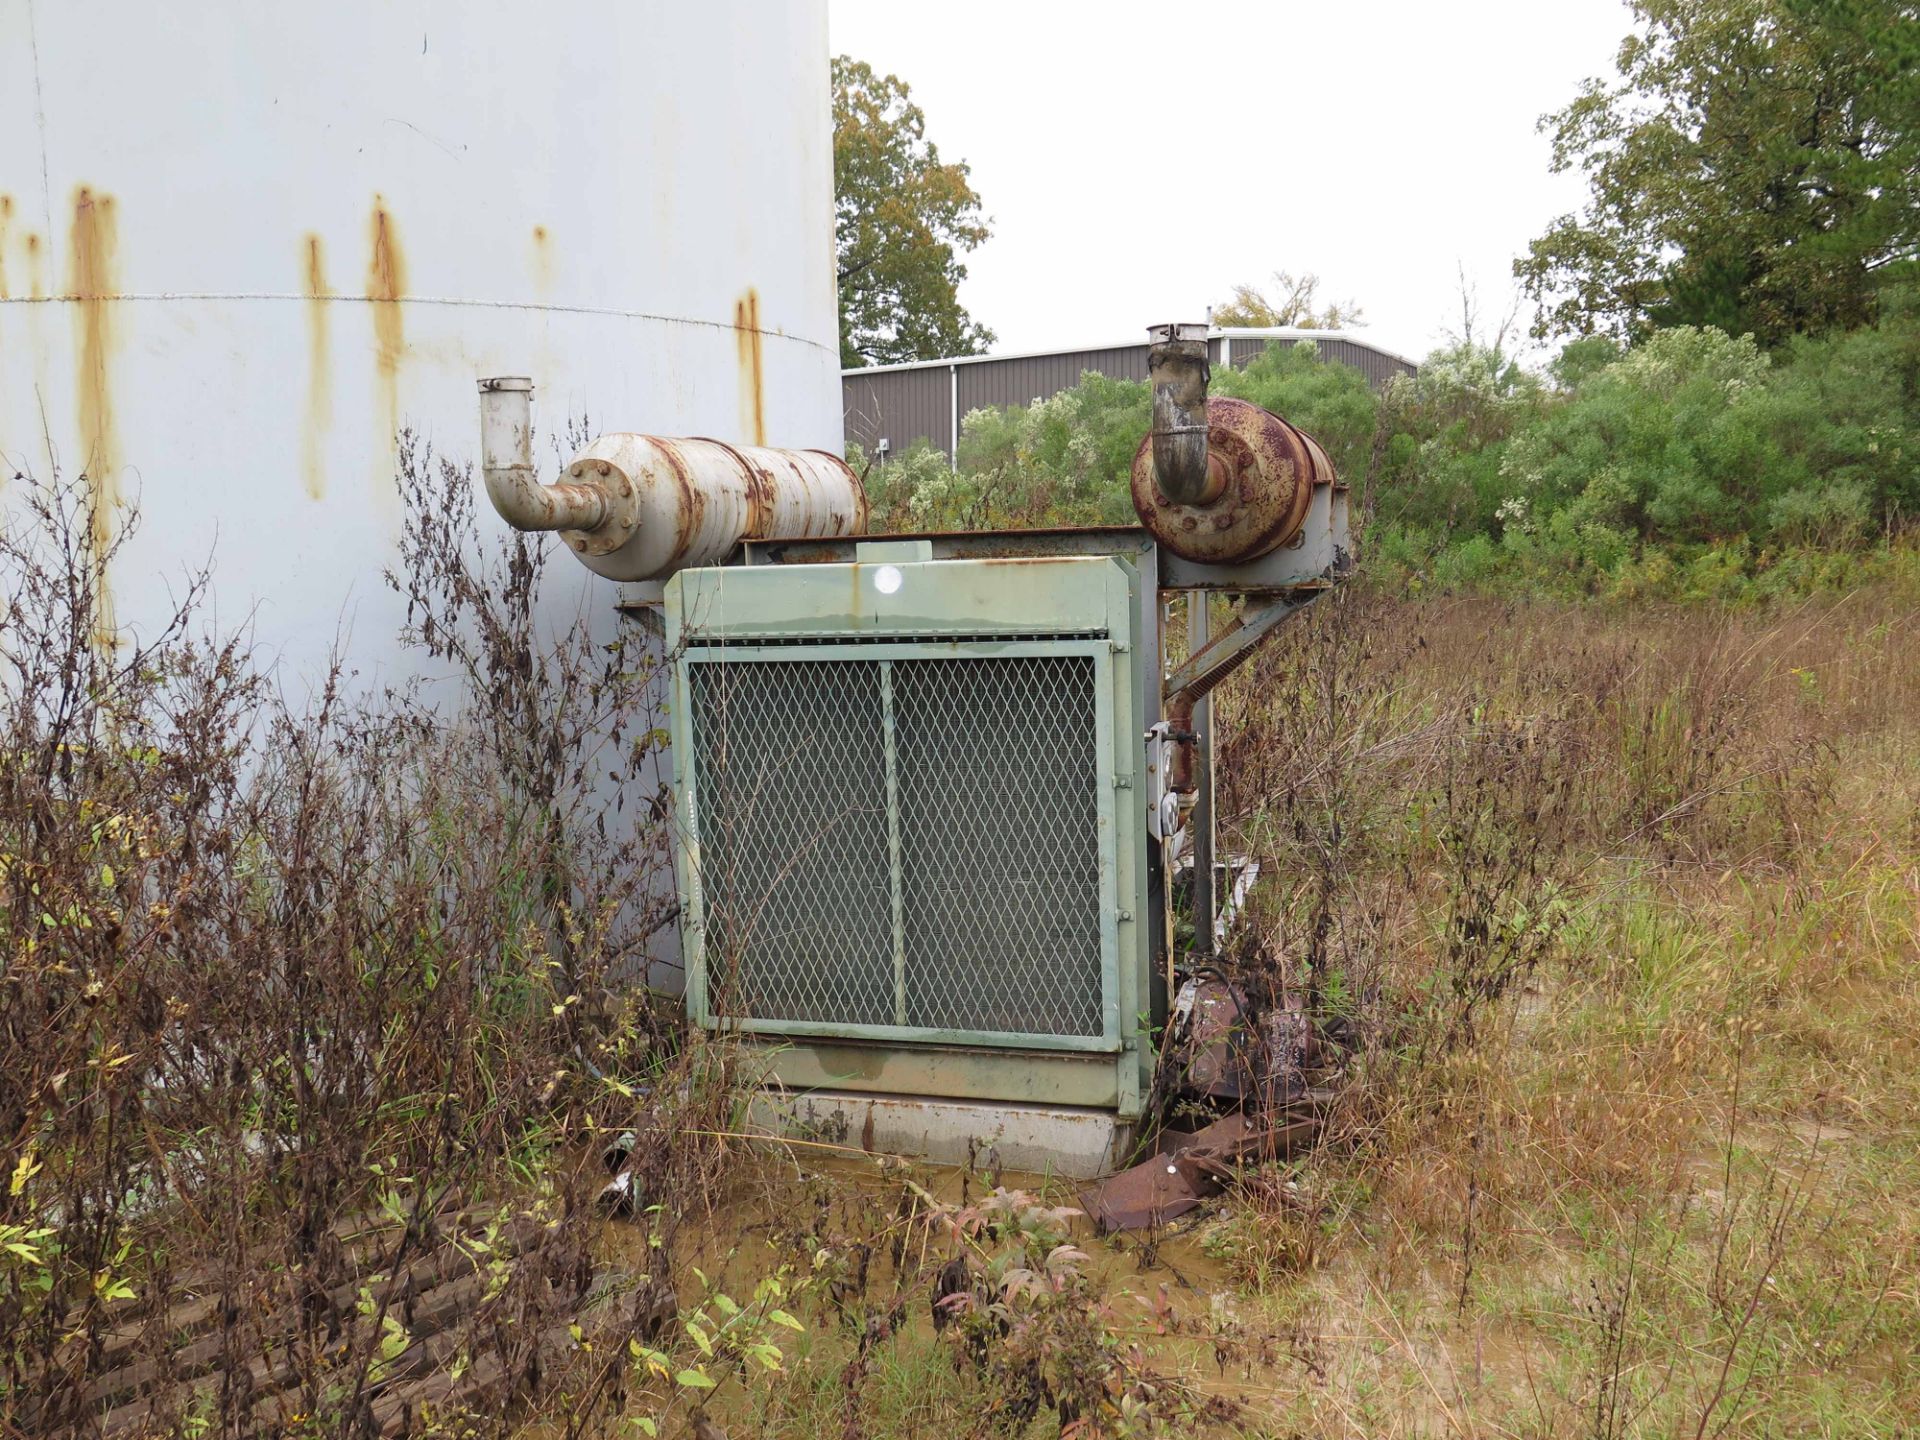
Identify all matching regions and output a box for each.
[1518,0,1920,347]
[1211,271,1365,329]
[834,57,994,368]
[1501,327,1787,546]
[1210,341,1380,481]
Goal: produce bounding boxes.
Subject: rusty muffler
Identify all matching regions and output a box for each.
[1131,326,1337,565]
[477,376,867,584]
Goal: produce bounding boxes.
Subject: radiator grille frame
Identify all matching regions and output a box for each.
[676,638,1124,1053]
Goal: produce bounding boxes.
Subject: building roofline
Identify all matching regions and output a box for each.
[841,327,1421,378]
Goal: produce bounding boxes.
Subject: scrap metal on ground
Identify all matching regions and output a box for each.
[1085,975,1342,1233]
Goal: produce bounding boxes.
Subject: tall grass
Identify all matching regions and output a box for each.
[1202,581,1919,1437]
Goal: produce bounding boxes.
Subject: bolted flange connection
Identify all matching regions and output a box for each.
[557,455,643,557]
[476,377,640,556]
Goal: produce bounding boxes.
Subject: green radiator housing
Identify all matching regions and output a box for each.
[664,539,1153,1119]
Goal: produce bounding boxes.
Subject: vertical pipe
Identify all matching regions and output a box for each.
[1187,592,1216,956]
[1147,322,1215,506]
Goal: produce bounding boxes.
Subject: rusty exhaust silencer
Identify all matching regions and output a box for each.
[477,376,867,584]
[1132,325,1337,567]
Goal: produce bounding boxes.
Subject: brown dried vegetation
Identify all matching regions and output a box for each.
[0,442,730,1438]
[1200,581,1919,1436]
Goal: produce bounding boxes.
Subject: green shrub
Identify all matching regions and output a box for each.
[1211,339,1379,479]
[848,303,1920,602]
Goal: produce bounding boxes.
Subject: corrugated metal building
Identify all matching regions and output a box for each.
[841,328,1418,461]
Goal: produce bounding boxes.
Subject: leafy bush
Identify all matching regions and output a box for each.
[854,308,1918,602]
[1211,340,1379,481]
[950,371,1151,530]
[1373,341,1544,539]
[851,438,955,533]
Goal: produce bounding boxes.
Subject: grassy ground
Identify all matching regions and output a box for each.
[1192,586,1920,1437]
[15,447,1907,1438]
[597,585,1917,1440]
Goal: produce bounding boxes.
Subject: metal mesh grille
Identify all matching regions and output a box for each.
[689,661,895,1025]
[687,652,1106,1040]
[893,658,1103,1035]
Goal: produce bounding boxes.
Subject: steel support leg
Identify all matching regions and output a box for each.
[1188,593,1216,957]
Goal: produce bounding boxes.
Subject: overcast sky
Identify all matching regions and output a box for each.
[829,0,1637,363]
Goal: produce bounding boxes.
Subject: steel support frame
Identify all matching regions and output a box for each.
[1164,589,1319,706]
[1163,587,1323,954]
[1186,594,1216,958]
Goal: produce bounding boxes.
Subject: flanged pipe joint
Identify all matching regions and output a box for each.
[476,376,867,583]
[1131,324,1338,565]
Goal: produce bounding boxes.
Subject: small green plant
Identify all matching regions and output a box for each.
[624,1266,811,1437]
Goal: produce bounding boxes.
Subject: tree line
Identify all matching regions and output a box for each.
[835,1,1917,599]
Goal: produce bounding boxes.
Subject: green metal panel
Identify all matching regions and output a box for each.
[1105,552,1150,1117]
[666,554,1123,642]
[668,554,1148,1115]
[743,1040,1123,1110]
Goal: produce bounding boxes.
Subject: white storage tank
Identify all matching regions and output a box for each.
[0,0,842,678]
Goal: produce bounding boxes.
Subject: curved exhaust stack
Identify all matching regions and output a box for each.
[1146,322,1216,506]
[476,376,866,583]
[477,377,637,541]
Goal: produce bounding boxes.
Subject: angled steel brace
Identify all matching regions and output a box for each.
[1164,589,1323,707]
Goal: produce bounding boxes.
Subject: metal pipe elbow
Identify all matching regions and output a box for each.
[476,376,618,534]
[1147,323,1215,507]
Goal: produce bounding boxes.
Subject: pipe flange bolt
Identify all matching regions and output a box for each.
[560,458,642,556]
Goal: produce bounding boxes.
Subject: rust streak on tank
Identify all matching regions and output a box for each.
[366,196,408,500]
[529,224,553,291]
[302,234,332,501]
[734,287,765,447]
[0,199,9,459]
[68,186,122,649]
[24,231,46,299]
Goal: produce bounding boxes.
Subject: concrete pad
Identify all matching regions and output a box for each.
[745,1088,1130,1180]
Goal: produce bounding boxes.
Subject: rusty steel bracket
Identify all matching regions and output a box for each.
[1163,589,1320,709]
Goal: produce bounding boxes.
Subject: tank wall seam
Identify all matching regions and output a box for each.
[0,292,839,356]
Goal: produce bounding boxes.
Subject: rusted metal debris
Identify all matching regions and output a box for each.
[1085,977,1338,1234]
[1085,1107,1322,1233]
[1180,976,1254,1102]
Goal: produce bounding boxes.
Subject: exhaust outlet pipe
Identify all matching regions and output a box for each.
[476,377,634,539]
[1146,322,1217,506]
